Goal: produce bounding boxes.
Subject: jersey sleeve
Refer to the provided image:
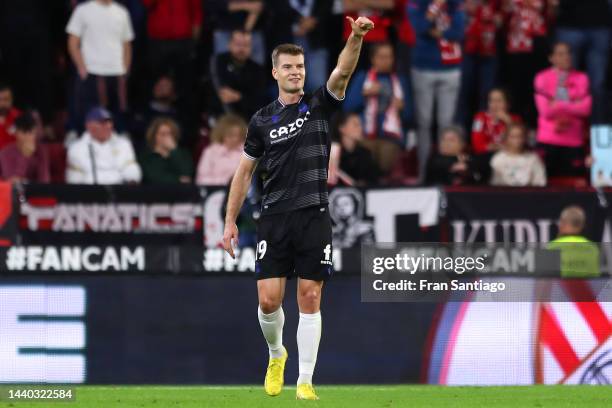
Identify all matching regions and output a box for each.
[243,118,264,160]
[313,85,344,114]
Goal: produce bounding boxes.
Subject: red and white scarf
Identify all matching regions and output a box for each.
[505,0,546,53]
[428,0,463,64]
[363,69,403,140]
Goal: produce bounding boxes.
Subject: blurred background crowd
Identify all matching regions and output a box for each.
[0,0,611,188]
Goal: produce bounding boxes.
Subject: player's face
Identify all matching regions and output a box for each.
[273,54,306,94]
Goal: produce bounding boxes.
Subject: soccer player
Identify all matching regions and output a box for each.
[222,16,374,400]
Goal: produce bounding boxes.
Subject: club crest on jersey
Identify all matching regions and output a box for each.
[320,244,333,266]
[269,111,311,141]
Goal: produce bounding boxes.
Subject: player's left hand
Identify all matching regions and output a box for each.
[346,16,374,38]
[223,222,239,259]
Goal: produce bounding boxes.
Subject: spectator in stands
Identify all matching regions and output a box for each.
[534,42,591,177]
[456,0,502,129]
[549,205,600,278]
[554,0,611,122]
[288,0,333,92]
[500,0,549,126]
[142,0,202,78]
[142,0,200,135]
[210,30,265,120]
[139,117,193,184]
[66,107,141,184]
[208,0,266,65]
[66,0,135,133]
[344,43,411,174]
[490,123,546,186]
[147,75,178,119]
[554,206,588,240]
[408,0,465,182]
[30,111,46,142]
[0,83,21,150]
[471,88,521,155]
[0,112,50,183]
[0,1,62,124]
[196,113,245,185]
[336,112,380,186]
[131,75,181,148]
[426,125,482,185]
[393,0,416,79]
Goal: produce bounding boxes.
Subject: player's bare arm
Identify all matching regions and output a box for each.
[326,16,374,99]
[223,156,258,258]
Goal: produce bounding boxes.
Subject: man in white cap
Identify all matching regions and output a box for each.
[66,107,141,184]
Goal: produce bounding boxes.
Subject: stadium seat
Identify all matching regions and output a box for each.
[547,176,588,188]
[382,149,419,185]
[44,142,67,183]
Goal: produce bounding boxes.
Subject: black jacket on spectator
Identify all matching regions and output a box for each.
[210,52,265,120]
[207,0,266,32]
[0,0,67,122]
[340,145,380,185]
[266,0,333,49]
[426,154,488,186]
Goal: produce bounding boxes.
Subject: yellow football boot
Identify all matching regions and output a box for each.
[296,383,319,400]
[264,347,287,396]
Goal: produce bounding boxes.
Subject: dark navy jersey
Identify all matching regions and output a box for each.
[243,86,343,216]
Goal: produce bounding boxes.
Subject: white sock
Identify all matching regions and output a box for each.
[297,311,322,385]
[258,306,285,358]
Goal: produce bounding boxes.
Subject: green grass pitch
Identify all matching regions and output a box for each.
[1,385,611,408]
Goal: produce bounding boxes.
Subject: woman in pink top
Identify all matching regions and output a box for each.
[534,42,591,177]
[196,114,246,185]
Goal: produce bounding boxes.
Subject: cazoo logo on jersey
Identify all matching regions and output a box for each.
[269,111,311,140]
[21,201,202,233]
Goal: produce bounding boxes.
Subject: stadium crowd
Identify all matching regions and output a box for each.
[0,0,610,187]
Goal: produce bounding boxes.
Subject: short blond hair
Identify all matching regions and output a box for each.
[211,114,247,144]
[559,206,586,232]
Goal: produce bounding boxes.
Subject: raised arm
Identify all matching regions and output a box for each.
[326,16,374,99]
[223,156,259,258]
